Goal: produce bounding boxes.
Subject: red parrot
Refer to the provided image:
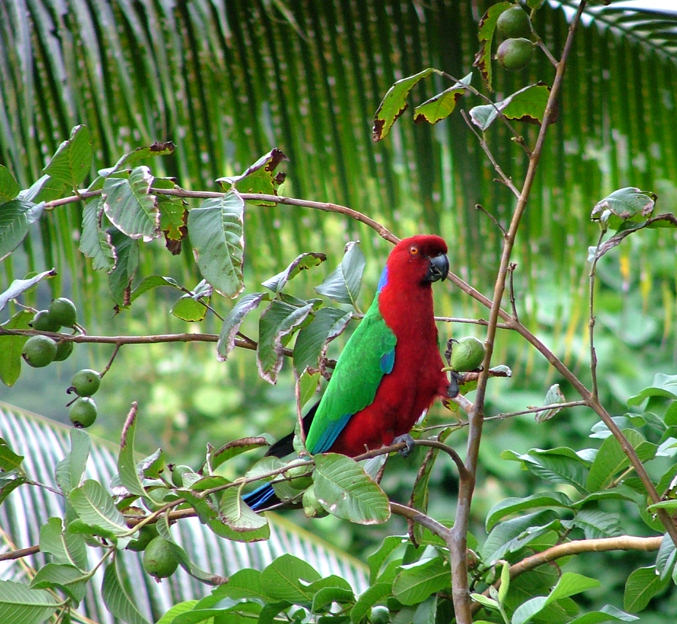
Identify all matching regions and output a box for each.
[245,235,455,509]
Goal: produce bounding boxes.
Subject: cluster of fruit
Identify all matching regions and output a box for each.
[128,525,179,580]
[20,297,102,428]
[22,298,78,365]
[495,4,535,71]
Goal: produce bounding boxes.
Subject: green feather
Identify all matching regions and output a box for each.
[304,294,396,453]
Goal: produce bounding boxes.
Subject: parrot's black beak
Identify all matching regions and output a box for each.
[424,253,449,283]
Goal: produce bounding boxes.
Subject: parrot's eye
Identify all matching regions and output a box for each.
[409,245,419,256]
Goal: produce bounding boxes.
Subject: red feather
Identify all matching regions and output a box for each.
[330,235,450,455]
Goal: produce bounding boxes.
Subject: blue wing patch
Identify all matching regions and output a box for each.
[308,413,352,454]
[376,266,389,293]
[380,349,395,374]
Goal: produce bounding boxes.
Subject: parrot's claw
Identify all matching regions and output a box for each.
[393,433,415,457]
[447,371,463,398]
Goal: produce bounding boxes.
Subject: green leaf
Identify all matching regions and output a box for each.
[79,198,116,272]
[654,534,676,580]
[0,580,58,624]
[218,487,269,533]
[218,148,288,200]
[259,554,321,603]
[0,437,24,471]
[413,73,472,125]
[68,479,129,538]
[130,275,182,302]
[473,2,512,90]
[117,405,146,497]
[567,605,639,623]
[213,568,268,602]
[107,229,139,306]
[0,198,44,262]
[0,268,56,312]
[502,447,590,492]
[315,241,365,307]
[623,566,668,613]
[158,193,188,254]
[372,67,438,141]
[39,517,88,570]
[537,384,566,422]
[480,510,558,564]
[350,582,391,623]
[30,563,88,602]
[187,192,245,298]
[293,306,353,374]
[313,453,390,524]
[102,557,151,624]
[498,560,511,605]
[103,166,159,241]
[627,374,677,406]
[170,287,211,323]
[469,84,550,131]
[591,187,657,231]
[55,429,91,494]
[0,164,19,202]
[586,429,656,492]
[0,310,32,386]
[571,509,621,539]
[470,593,500,611]
[217,292,268,361]
[262,252,327,293]
[257,299,315,384]
[39,124,92,201]
[392,556,450,605]
[208,438,268,472]
[486,492,571,531]
[512,573,600,624]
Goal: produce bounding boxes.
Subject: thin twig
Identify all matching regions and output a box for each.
[588,229,606,400]
[460,110,521,198]
[475,203,507,236]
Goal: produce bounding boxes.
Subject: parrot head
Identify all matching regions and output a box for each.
[381,235,449,289]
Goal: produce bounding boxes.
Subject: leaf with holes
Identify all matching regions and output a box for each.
[372,68,438,141]
[414,73,472,125]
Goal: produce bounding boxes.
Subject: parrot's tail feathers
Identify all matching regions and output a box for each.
[265,402,319,458]
[242,483,279,511]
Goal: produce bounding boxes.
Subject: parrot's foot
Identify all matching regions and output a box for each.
[393,433,415,457]
[447,371,463,398]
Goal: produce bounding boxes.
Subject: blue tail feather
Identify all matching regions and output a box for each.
[242,483,277,511]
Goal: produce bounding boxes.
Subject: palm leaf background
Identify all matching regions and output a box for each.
[0,403,368,623]
[1,0,675,290]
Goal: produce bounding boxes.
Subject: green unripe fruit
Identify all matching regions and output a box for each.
[497,5,531,39]
[69,369,101,396]
[127,524,159,552]
[30,310,60,332]
[370,606,390,624]
[496,38,534,71]
[22,335,57,367]
[49,297,78,327]
[143,537,179,579]
[69,397,98,428]
[285,463,313,491]
[450,336,486,372]
[54,339,74,362]
[302,486,327,518]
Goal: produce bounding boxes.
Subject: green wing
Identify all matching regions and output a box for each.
[304,295,396,454]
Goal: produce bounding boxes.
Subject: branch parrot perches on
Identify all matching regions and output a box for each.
[244,235,455,510]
